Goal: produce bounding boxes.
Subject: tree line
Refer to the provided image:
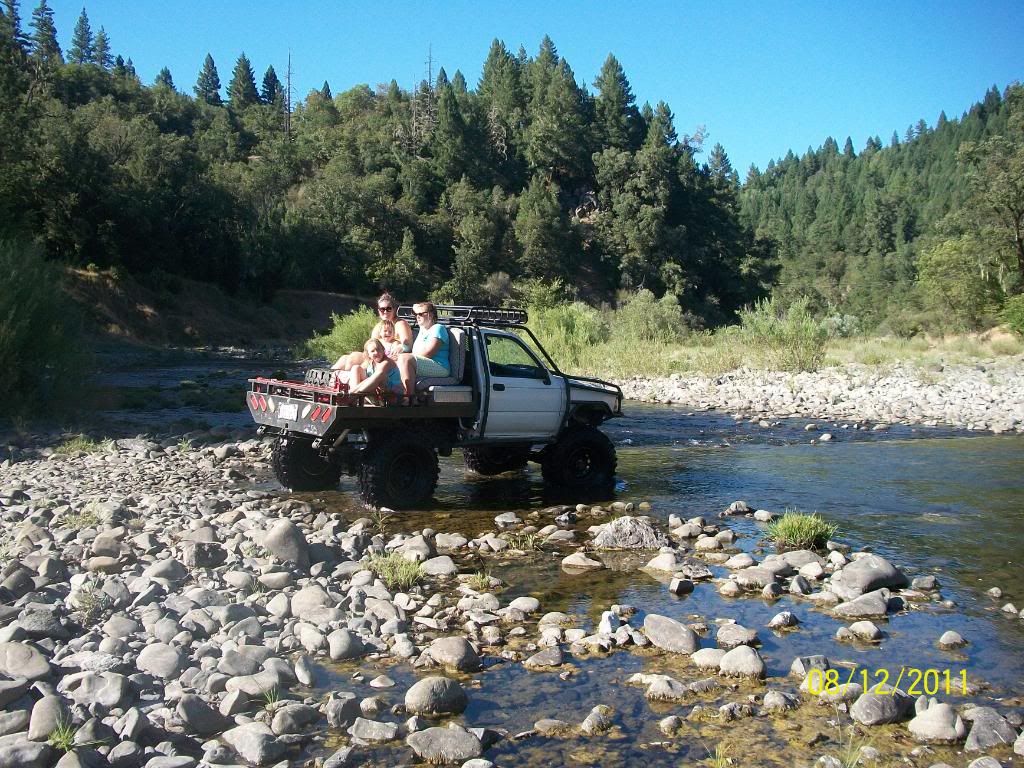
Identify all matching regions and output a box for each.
[1,2,1021,335]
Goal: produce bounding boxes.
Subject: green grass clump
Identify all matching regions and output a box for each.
[503,531,541,551]
[62,502,104,530]
[301,307,377,362]
[367,553,425,590]
[765,511,838,550]
[47,719,77,753]
[55,435,112,455]
[465,569,492,591]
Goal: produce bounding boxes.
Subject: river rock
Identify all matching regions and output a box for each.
[718,646,766,678]
[850,687,912,725]
[643,614,699,654]
[406,724,482,764]
[421,556,458,577]
[27,695,67,741]
[405,676,467,716]
[832,589,892,618]
[0,711,29,738]
[136,643,185,679]
[938,630,967,649]
[427,637,481,672]
[328,629,366,661]
[763,690,800,713]
[908,701,966,743]
[263,519,309,568]
[271,703,320,735]
[348,717,398,743]
[222,722,285,765]
[524,647,564,669]
[963,706,1018,751]
[593,517,667,549]
[691,648,727,670]
[561,553,604,571]
[829,554,906,600]
[0,733,53,767]
[847,620,883,641]
[0,677,28,709]
[716,623,758,649]
[177,693,229,736]
[0,642,51,681]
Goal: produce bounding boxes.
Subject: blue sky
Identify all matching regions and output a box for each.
[46,0,1023,173]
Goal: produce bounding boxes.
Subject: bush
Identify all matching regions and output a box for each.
[0,241,88,419]
[1001,295,1024,336]
[765,511,838,550]
[611,289,686,344]
[528,301,609,370]
[301,307,376,362]
[739,296,829,371]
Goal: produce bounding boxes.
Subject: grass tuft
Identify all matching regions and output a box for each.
[765,510,838,550]
[367,553,425,590]
[465,568,492,591]
[62,502,104,530]
[503,531,542,551]
[47,719,77,753]
[55,435,113,455]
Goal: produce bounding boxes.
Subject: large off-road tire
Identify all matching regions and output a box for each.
[463,446,531,476]
[271,436,342,492]
[541,425,616,493]
[358,432,440,509]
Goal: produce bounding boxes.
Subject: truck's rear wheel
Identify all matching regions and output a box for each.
[272,436,342,492]
[358,433,439,509]
[541,426,616,493]
[463,446,530,476]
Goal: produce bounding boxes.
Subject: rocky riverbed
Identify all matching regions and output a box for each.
[615,357,1024,433]
[1,432,1023,768]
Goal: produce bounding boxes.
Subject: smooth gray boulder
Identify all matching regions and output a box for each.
[136,643,185,679]
[718,646,766,679]
[963,706,1017,752]
[404,676,467,716]
[832,589,892,618]
[263,519,309,568]
[643,614,699,655]
[347,717,398,743]
[221,722,285,765]
[28,695,67,741]
[716,623,758,649]
[0,733,54,767]
[908,701,966,743]
[406,724,483,764]
[850,688,912,726]
[829,554,906,600]
[0,643,51,681]
[177,694,229,736]
[327,629,366,661]
[593,517,667,549]
[427,637,481,672]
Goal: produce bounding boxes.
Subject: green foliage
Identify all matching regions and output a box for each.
[0,241,88,419]
[227,52,259,109]
[195,52,221,105]
[47,719,77,753]
[367,553,425,590]
[54,435,112,455]
[1001,294,1024,335]
[302,307,377,362]
[611,289,685,343]
[738,296,830,371]
[917,235,1003,329]
[61,502,104,530]
[765,511,838,550]
[67,7,92,65]
[528,301,609,370]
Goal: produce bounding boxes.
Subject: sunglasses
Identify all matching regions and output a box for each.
[377,305,393,312]
[415,311,429,317]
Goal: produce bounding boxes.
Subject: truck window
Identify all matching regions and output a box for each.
[485,334,548,380]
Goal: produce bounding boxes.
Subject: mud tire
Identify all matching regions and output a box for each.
[271,436,342,492]
[463,446,531,476]
[540,426,616,493]
[358,432,439,509]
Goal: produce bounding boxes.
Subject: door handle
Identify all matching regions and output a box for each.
[492,383,505,391]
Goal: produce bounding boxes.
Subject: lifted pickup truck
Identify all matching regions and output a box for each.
[247,305,622,509]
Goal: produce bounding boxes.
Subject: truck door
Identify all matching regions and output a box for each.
[482,331,566,440]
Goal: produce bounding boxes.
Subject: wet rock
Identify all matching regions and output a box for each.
[534,718,572,736]
[963,706,1017,752]
[718,646,765,679]
[348,717,398,743]
[405,676,467,716]
[644,552,683,572]
[643,614,699,655]
[221,722,286,765]
[847,620,883,641]
[908,701,966,743]
[406,724,482,764]
[524,647,564,670]
[716,623,758,649]
[768,611,799,629]
[668,578,694,595]
[561,553,604,571]
[427,637,481,672]
[829,554,906,600]
[938,630,967,649]
[579,704,614,735]
[593,517,667,549]
[763,690,800,713]
[850,687,912,725]
[832,589,892,618]
[328,629,366,661]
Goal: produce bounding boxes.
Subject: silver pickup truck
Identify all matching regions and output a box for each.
[247,305,622,509]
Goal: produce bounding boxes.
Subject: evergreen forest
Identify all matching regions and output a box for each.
[2,2,1023,337]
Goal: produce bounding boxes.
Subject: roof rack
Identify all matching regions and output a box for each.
[397,305,529,327]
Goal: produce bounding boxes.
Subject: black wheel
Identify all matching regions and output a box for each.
[541,426,616,493]
[463,446,530,476]
[271,436,342,492]
[358,432,439,509]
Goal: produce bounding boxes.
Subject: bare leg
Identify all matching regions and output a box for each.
[351,361,395,394]
[396,353,416,397]
[332,351,368,371]
[350,365,367,388]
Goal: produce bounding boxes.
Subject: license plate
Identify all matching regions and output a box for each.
[278,403,298,421]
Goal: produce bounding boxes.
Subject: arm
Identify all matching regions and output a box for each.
[395,320,414,351]
[413,324,445,359]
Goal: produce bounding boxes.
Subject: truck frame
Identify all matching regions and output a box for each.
[246,305,623,509]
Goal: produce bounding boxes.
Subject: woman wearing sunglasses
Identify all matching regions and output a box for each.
[395,301,450,400]
[330,292,413,371]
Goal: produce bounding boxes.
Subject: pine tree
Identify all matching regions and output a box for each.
[515,174,570,281]
[92,25,110,68]
[431,85,468,181]
[194,53,222,105]
[2,0,28,56]
[593,53,642,150]
[29,0,60,68]
[260,65,282,105]
[154,66,174,90]
[67,6,92,64]
[451,69,467,94]
[435,66,448,91]
[227,52,258,108]
[320,80,331,100]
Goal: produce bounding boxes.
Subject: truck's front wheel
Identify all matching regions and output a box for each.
[358,433,439,509]
[541,426,616,494]
[272,436,342,492]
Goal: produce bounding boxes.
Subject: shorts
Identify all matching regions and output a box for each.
[414,356,450,377]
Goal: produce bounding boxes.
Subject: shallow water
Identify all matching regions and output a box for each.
[95,352,1024,765]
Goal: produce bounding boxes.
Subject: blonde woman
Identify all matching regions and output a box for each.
[331,292,413,370]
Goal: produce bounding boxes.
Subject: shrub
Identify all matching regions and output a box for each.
[302,307,376,362]
[0,240,89,419]
[1001,295,1024,336]
[611,289,686,344]
[765,511,838,550]
[528,301,609,370]
[739,296,829,371]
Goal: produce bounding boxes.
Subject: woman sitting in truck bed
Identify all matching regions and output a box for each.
[395,301,449,398]
[331,292,413,371]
